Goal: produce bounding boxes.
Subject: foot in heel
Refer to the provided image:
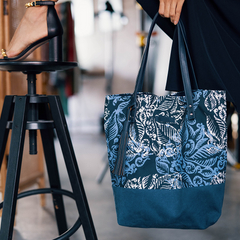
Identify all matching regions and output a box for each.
[0,1,62,61]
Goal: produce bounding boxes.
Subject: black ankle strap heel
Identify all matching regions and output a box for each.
[46,2,63,62]
[1,1,63,62]
[49,35,62,62]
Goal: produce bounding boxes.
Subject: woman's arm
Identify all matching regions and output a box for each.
[159,0,185,25]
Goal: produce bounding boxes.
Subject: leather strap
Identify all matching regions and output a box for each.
[178,20,195,119]
[178,20,198,89]
[132,13,197,120]
[114,13,198,175]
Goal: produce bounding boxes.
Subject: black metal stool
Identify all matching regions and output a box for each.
[0,62,98,240]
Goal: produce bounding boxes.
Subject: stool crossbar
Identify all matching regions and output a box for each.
[0,63,98,240]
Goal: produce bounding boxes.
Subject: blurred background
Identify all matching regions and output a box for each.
[0,0,239,239]
[64,0,172,134]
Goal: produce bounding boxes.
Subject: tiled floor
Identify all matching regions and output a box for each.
[3,76,240,240]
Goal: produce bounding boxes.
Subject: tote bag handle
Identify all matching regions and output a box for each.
[113,13,199,175]
[132,13,198,120]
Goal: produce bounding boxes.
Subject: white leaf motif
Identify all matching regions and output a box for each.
[142,175,150,189]
[205,92,217,112]
[206,115,220,141]
[156,122,181,144]
[158,96,175,111]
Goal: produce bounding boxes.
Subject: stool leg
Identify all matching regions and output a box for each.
[39,103,69,238]
[40,129,69,238]
[96,153,109,184]
[0,96,15,169]
[0,96,29,240]
[48,96,98,240]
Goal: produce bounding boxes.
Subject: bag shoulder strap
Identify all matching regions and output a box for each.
[133,13,198,120]
[178,20,195,119]
[113,14,199,176]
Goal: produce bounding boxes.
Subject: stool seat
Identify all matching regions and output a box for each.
[0,61,77,72]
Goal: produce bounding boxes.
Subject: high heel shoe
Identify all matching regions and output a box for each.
[1,1,63,61]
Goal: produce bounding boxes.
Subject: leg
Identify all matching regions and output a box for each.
[0,96,15,169]
[48,96,98,240]
[39,103,69,237]
[0,96,29,240]
[0,0,59,59]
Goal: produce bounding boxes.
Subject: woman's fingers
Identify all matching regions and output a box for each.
[164,1,171,18]
[174,0,184,24]
[158,0,185,25]
[158,1,165,17]
[169,1,177,24]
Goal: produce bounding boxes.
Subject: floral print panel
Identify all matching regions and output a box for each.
[104,90,227,190]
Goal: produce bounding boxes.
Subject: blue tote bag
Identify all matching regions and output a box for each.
[104,13,227,229]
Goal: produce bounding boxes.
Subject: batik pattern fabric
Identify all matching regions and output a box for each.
[104,89,227,190]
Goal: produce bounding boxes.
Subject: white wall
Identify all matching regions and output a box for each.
[73,0,141,83]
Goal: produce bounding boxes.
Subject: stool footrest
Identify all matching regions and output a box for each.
[6,120,55,130]
[0,89,98,240]
[0,188,82,240]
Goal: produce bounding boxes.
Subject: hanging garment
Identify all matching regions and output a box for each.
[137,0,240,112]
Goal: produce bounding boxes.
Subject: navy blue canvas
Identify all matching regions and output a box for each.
[113,183,225,229]
[104,13,227,229]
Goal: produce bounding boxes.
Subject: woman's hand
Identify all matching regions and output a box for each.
[159,0,185,25]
